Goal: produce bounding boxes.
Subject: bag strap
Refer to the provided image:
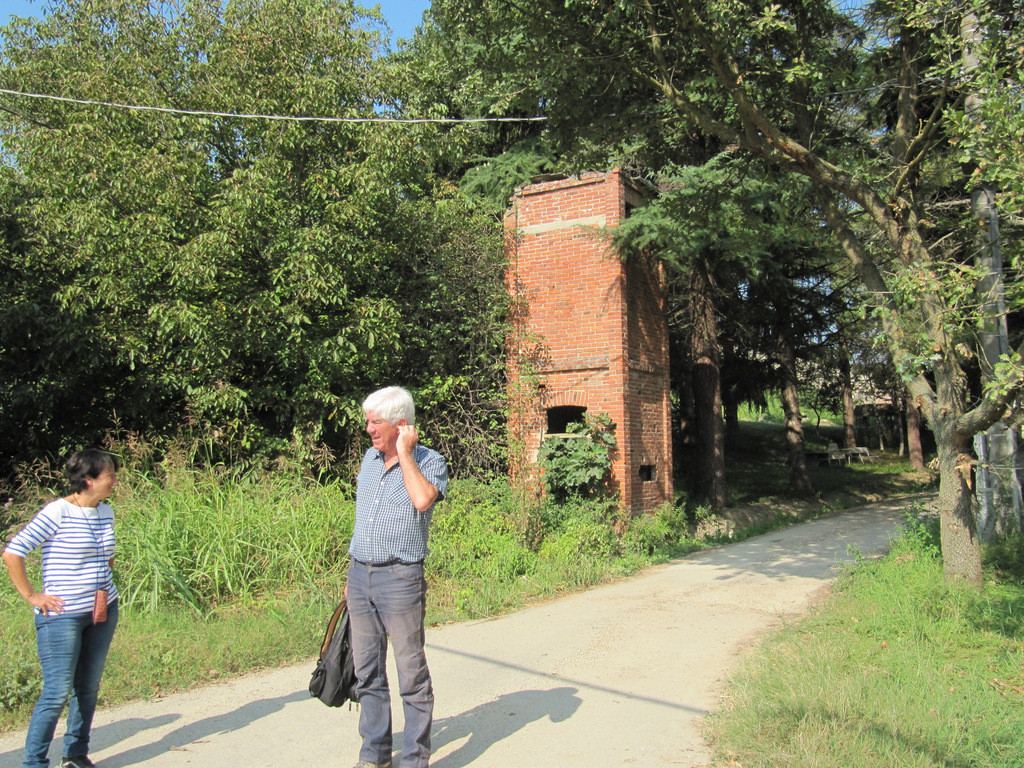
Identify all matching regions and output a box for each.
[319,599,348,659]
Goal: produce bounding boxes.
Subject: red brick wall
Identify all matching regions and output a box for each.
[505,171,672,514]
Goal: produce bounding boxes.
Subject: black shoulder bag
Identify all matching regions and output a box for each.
[309,598,359,708]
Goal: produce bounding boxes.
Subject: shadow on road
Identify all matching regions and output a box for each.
[677,501,914,583]
[0,713,179,768]
[1,690,312,768]
[428,646,709,714]
[428,687,581,768]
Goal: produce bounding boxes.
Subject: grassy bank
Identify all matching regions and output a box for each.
[707,513,1024,767]
[0,461,358,730]
[0,424,934,734]
[0,463,709,731]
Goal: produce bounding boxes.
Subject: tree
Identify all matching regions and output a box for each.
[0,0,509,475]
[615,158,850,498]
[428,0,1024,584]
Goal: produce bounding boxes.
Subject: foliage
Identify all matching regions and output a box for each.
[619,501,700,558]
[0,658,40,713]
[984,533,1024,583]
[428,477,536,584]
[0,0,508,476]
[424,0,1024,581]
[900,503,943,559]
[614,158,852,442]
[458,135,558,217]
[536,412,617,503]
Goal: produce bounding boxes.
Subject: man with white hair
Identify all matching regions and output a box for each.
[347,386,448,768]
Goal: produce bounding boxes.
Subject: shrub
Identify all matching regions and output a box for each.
[539,518,619,561]
[537,413,617,502]
[621,502,695,556]
[0,659,40,712]
[899,503,941,559]
[428,478,537,582]
[984,532,1024,582]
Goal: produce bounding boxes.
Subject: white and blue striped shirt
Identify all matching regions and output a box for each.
[4,498,118,616]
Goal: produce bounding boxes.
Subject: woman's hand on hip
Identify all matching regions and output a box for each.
[29,591,65,615]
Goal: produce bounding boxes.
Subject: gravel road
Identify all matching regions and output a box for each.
[0,498,917,768]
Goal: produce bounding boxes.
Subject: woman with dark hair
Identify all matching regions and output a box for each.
[3,448,121,768]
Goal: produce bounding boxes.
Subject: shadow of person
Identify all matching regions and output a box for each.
[0,715,179,768]
[91,689,308,767]
[426,687,581,768]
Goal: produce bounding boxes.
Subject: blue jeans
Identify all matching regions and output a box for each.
[24,601,119,768]
[347,562,432,768]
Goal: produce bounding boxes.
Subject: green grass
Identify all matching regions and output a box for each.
[0,595,328,725]
[0,464,708,731]
[0,421,945,737]
[0,461,357,731]
[706,512,1024,768]
[112,465,355,612]
[425,478,708,621]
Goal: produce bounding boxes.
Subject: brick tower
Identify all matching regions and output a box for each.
[505,170,672,515]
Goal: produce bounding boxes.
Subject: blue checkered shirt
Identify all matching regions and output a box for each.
[349,443,448,565]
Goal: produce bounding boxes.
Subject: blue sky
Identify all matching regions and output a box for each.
[0,0,432,45]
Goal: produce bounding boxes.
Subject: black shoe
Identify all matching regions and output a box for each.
[61,757,96,768]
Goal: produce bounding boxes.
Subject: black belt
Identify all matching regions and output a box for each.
[351,557,423,567]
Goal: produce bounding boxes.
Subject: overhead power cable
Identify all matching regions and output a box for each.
[0,87,548,123]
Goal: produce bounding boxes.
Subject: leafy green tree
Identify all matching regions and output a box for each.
[411,2,857,507]
[428,0,1024,584]
[0,167,108,465]
[614,159,850,499]
[0,0,508,475]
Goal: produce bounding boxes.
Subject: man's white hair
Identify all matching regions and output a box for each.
[362,386,415,425]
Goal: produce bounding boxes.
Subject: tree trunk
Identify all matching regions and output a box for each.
[689,257,728,509]
[963,10,1021,541]
[839,341,857,449]
[893,389,906,456]
[905,391,925,470]
[675,368,695,447]
[723,394,740,442]
[931,363,983,587]
[935,425,983,587]
[643,0,995,581]
[779,339,813,496]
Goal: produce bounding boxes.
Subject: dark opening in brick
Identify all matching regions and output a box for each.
[547,405,586,434]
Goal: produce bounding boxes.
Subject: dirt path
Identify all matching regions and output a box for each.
[0,498,917,768]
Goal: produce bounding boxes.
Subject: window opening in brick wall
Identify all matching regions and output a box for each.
[638,464,656,482]
[547,405,586,435]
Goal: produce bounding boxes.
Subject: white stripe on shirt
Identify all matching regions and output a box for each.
[4,498,118,615]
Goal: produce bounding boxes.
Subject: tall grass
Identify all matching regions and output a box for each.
[426,478,705,621]
[707,509,1024,768]
[0,466,706,729]
[0,428,935,734]
[0,460,357,730]
[113,465,354,613]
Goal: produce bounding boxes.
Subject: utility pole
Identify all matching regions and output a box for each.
[964,11,1023,539]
